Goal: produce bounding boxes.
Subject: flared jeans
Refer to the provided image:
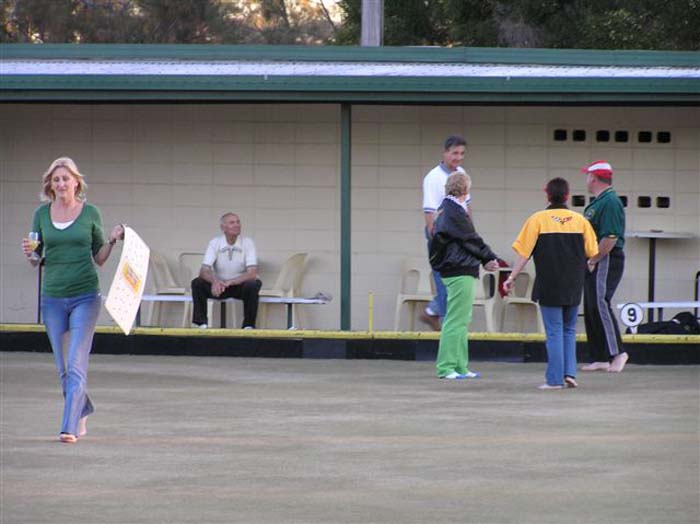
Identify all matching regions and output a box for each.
[425,228,447,318]
[42,292,100,435]
[540,304,579,386]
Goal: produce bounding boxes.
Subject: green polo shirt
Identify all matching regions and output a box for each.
[31,203,106,297]
[584,187,625,249]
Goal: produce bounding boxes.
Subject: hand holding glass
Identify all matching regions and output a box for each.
[27,231,41,260]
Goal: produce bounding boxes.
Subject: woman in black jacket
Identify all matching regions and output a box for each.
[429,172,499,379]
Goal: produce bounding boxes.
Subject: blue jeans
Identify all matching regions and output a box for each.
[540,305,579,386]
[425,229,447,318]
[429,270,447,318]
[42,292,101,435]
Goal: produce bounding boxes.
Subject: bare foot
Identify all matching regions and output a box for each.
[78,416,88,438]
[59,433,77,444]
[608,352,629,373]
[581,361,610,372]
[538,383,564,390]
[564,376,578,388]
[419,311,441,331]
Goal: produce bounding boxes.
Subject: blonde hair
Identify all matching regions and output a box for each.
[41,157,87,202]
[445,172,471,197]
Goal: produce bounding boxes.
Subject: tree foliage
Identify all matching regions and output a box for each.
[2,0,698,49]
[239,0,337,44]
[1,0,336,44]
[334,0,447,45]
[337,0,700,50]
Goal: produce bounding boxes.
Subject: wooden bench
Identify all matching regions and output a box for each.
[138,294,330,330]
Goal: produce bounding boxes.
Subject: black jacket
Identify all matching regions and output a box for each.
[429,198,498,278]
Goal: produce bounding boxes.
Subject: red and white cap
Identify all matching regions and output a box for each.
[581,160,613,180]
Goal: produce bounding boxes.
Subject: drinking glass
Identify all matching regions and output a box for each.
[28,231,41,260]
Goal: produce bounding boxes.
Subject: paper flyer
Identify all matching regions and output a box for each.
[105,226,150,335]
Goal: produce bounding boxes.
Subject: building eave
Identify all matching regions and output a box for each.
[2,44,698,104]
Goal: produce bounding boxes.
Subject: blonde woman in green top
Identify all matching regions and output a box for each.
[21,157,124,444]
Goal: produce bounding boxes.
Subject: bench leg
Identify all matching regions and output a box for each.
[258,303,268,329]
[181,302,192,328]
[153,302,161,326]
[287,304,294,329]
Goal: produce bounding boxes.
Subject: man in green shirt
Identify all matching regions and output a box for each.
[581,161,628,373]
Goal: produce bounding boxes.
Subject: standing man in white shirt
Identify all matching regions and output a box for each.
[421,135,471,331]
[191,212,262,329]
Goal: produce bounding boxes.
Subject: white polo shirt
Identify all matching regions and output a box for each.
[202,235,257,281]
[422,163,471,214]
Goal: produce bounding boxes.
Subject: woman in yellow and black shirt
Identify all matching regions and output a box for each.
[504,178,598,390]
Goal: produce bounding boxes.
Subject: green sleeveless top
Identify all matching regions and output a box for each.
[31,203,106,297]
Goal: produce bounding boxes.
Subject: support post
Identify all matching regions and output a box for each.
[340,103,352,330]
[36,261,43,323]
[648,238,656,322]
[361,0,384,46]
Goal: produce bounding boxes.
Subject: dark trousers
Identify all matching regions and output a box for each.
[191,277,262,328]
[584,248,625,361]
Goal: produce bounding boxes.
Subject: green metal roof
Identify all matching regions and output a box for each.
[2,44,699,104]
[3,43,700,66]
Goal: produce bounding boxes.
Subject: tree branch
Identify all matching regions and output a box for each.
[318,0,337,35]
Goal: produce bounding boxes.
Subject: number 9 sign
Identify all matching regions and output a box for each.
[620,303,644,329]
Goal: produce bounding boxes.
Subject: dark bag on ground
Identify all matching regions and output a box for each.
[631,312,700,335]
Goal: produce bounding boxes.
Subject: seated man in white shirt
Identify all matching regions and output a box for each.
[191,212,262,329]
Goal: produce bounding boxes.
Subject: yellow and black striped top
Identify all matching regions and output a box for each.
[512,205,599,306]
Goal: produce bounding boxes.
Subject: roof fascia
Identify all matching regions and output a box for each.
[2,74,698,93]
[2,75,698,104]
[1,92,696,104]
[2,43,699,67]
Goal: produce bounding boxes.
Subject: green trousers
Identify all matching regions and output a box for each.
[436,275,476,377]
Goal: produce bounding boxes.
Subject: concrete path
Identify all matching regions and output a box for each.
[1,352,698,524]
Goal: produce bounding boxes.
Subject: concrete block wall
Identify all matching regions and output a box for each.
[1,104,698,330]
[352,105,699,331]
[1,103,342,329]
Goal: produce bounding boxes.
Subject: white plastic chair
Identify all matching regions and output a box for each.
[258,253,309,329]
[472,269,503,332]
[393,257,434,331]
[501,271,544,333]
[147,251,187,326]
[178,252,205,289]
